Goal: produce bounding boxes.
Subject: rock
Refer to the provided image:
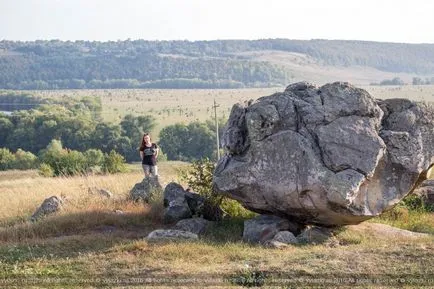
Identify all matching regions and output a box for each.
[272,231,298,244]
[163,182,186,207]
[213,82,434,226]
[163,204,192,224]
[201,199,225,221]
[98,189,113,198]
[173,217,211,235]
[146,229,199,241]
[130,176,162,202]
[414,179,434,206]
[263,240,289,249]
[30,196,63,222]
[243,215,300,244]
[296,226,335,244]
[184,191,206,216]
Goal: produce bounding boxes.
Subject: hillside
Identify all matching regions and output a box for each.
[1,39,434,89]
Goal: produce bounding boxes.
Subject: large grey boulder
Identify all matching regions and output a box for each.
[130,176,162,202]
[214,82,434,226]
[30,196,63,222]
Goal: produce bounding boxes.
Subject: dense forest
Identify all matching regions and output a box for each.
[1,39,434,89]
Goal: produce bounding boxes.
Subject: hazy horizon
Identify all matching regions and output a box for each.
[1,0,434,44]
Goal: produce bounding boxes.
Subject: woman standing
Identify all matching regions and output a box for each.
[139,133,159,176]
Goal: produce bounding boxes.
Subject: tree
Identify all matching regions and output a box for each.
[158,121,216,161]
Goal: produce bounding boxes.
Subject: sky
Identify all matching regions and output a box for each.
[1,0,434,43]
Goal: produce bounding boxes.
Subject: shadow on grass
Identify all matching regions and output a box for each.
[201,217,245,244]
[0,208,170,264]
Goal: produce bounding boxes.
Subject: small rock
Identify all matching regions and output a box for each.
[163,204,192,224]
[297,226,334,244]
[272,231,298,244]
[130,176,162,202]
[163,182,186,207]
[146,229,199,241]
[185,191,205,216]
[263,240,289,249]
[98,189,113,198]
[30,196,63,222]
[243,215,299,244]
[174,217,211,235]
[114,210,124,215]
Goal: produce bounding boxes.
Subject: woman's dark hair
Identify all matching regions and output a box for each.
[139,133,150,151]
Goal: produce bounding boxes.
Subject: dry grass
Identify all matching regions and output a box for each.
[1,162,433,287]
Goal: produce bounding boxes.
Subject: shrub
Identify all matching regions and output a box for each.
[84,149,104,167]
[102,150,128,174]
[38,163,54,177]
[57,150,87,175]
[181,158,255,218]
[0,148,16,170]
[11,149,38,170]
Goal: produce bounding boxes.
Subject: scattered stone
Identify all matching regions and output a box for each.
[163,182,186,207]
[414,179,434,206]
[214,82,434,226]
[263,240,289,249]
[174,217,211,235]
[130,176,162,202]
[272,231,298,244]
[184,191,205,216]
[296,226,335,244]
[98,189,113,198]
[164,204,192,224]
[243,215,300,244]
[30,196,63,222]
[146,229,199,241]
[114,210,124,215]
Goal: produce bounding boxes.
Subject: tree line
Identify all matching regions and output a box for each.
[1,39,434,89]
[0,94,225,174]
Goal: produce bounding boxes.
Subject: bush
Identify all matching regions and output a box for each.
[57,150,87,175]
[84,149,104,167]
[102,150,128,174]
[38,163,54,177]
[0,148,16,170]
[181,158,254,218]
[11,149,38,170]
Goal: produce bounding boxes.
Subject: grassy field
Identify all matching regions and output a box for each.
[2,86,433,287]
[30,85,434,141]
[0,162,433,288]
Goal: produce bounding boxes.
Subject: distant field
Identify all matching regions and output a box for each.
[25,85,434,140]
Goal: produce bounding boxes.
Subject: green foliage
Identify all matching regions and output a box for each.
[2,39,434,90]
[400,193,434,212]
[0,148,15,170]
[159,121,216,161]
[10,149,38,169]
[181,158,254,218]
[230,268,267,287]
[182,158,215,199]
[38,163,54,177]
[37,140,127,176]
[102,150,128,174]
[0,95,155,163]
[83,149,104,167]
